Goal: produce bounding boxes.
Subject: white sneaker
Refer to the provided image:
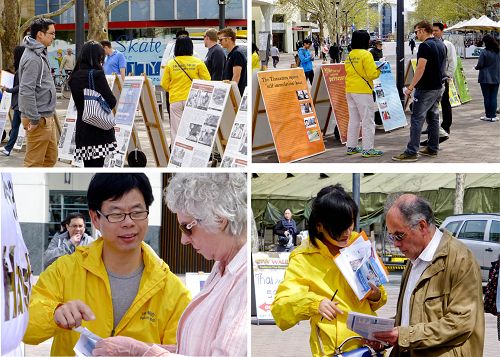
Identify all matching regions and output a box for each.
[490,117,499,122]
[1,148,10,156]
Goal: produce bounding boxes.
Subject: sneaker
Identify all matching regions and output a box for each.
[392,152,418,162]
[1,148,10,156]
[480,116,490,121]
[419,147,438,157]
[346,146,362,155]
[420,136,449,146]
[490,117,499,122]
[362,148,383,157]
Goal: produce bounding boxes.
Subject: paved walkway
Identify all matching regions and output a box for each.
[253,43,500,163]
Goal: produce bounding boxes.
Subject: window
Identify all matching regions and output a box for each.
[444,220,463,236]
[273,14,285,23]
[177,0,197,20]
[131,0,150,21]
[49,191,92,238]
[198,0,219,19]
[154,0,174,20]
[489,220,500,243]
[457,220,486,241]
[226,0,244,19]
[35,0,48,15]
[111,0,129,22]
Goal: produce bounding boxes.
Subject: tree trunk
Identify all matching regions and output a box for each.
[454,173,466,214]
[1,0,20,72]
[86,0,109,41]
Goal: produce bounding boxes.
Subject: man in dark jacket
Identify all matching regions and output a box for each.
[369,40,384,61]
[18,18,57,167]
[273,208,298,252]
[204,28,226,81]
[329,43,340,63]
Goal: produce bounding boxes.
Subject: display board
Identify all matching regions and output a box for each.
[256,68,326,163]
[215,82,242,158]
[0,71,14,140]
[321,64,350,143]
[252,252,290,322]
[310,65,337,138]
[221,88,248,167]
[448,78,461,107]
[251,71,275,154]
[168,80,233,167]
[454,56,471,103]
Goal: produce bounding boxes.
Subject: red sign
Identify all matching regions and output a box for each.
[259,303,271,312]
[291,27,303,30]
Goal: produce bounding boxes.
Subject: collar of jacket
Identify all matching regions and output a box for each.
[416,230,452,282]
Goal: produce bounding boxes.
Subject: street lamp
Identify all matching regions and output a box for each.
[342,10,349,45]
[218,0,227,29]
[334,1,340,44]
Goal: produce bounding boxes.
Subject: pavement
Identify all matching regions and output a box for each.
[253,42,500,163]
[251,271,500,356]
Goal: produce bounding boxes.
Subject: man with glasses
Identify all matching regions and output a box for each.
[43,212,94,269]
[18,18,58,167]
[370,194,484,356]
[204,28,226,81]
[218,27,247,95]
[23,174,191,356]
[392,20,447,162]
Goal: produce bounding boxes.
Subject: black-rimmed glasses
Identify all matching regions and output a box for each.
[97,210,149,223]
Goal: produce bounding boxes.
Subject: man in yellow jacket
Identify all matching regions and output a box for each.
[23,174,191,356]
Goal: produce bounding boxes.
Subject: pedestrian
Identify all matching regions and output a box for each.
[100,40,126,81]
[252,43,260,71]
[475,34,499,122]
[203,28,226,81]
[161,36,211,144]
[392,21,446,162]
[298,38,315,85]
[270,44,280,68]
[1,45,25,157]
[68,41,118,167]
[60,48,75,76]
[409,38,416,55]
[93,173,247,356]
[23,173,191,356]
[421,22,457,145]
[322,42,329,61]
[371,194,484,356]
[369,40,384,61]
[273,208,298,252]
[313,39,319,58]
[18,18,58,167]
[329,42,340,63]
[344,30,383,158]
[218,27,247,95]
[43,212,94,270]
[271,184,387,357]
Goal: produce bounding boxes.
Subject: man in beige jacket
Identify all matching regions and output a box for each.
[372,194,484,356]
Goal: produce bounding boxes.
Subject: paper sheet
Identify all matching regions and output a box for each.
[346,311,395,342]
[73,327,102,357]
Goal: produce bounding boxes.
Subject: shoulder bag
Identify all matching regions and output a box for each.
[347,55,374,93]
[82,69,115,130]
[173,58,193,81]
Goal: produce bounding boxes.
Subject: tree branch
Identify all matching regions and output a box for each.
[19,0,75,38]
[107,0,129,14]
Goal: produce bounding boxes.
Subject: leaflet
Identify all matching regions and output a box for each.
[346,311,394,342]
[73,327,102,357]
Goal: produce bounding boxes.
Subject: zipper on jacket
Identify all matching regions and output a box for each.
[110,328,115,337]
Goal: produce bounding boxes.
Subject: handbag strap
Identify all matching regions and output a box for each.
[347,55,373,91]
[173,57,193,81]
[88,69,95,90]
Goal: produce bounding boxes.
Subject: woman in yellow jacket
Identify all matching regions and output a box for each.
[271,184,387,357]
[161,36,211,144]
[345,30,383,158]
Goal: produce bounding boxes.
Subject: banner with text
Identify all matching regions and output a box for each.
[321,64,350,143]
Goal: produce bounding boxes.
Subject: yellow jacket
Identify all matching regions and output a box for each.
[160,55,211,103]
[271,232,387,357]
[23,238,191,356]
[252,52,260,71]
[345,49,381,94]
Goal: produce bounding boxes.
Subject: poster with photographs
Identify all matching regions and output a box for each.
[0,71,14,139]
[1,173,32,355]
[373,62,406,131]
[57,97,78,162]
[221,88,248,167]
[104,76,144,168]
[169,80,231,167]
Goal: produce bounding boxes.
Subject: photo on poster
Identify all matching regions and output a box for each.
[220,156,234,167]
[231,123,245,139]
[186,89,211,111]
[296,90,310,101]
[203,115,219,127]
[382,111,391,120]
[238,131,248,155]
[170,145,186,166]
[307,129,321,142]
[300,102,313,114]
[198,126,216,146]
[375,88,385,98]
[378,100,388,109]
[210,87,227,108]
[186,123,203,142]
[303,116,317,129]
[239,95,248,111]
[59,128,67,148]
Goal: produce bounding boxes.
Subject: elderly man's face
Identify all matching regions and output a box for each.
[386,207,426,260]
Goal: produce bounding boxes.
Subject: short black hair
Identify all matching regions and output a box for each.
[302,38,312,45]
[174,36,194,56]
[433,22,445,31]
[308,184,358,248]
[252,43,259,53]
[87,174,154,212]
[69,41,105,85]
[351,30,370,50]
[483,34,500,53]
[13,46,26,71]
[30,18,56,39]
[100,40,112,48]
[176,30,190,39]
[65,212,86,226]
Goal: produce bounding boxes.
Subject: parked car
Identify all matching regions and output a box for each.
[439,213,500,282]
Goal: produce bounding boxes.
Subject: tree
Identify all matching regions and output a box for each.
[0,0,21,71]
[412,0,491,24]
[454,173,466,214]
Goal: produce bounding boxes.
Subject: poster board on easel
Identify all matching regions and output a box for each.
[0,71,14,140]
[221,87,248,167]
[310,65,337,138]
[214,81,241,158]
[403,59,418,111]
[251,71,275,155]
[168,80,234,167]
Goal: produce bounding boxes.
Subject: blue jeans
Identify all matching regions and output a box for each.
[480,83,499,118]
[405,87,443,155]
[4,109,21,152]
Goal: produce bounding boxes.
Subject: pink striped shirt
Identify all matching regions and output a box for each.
[145,244,248,356]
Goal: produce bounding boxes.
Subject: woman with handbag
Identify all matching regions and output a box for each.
[68,41,117,167]
[345,30,383,158]
[160,36,211,144]
[271,184,387,357]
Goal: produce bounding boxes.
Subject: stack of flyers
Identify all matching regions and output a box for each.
[73,326,102,357]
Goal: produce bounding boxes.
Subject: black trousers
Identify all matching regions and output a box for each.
[304,70,314,85]
[440,80,452,133]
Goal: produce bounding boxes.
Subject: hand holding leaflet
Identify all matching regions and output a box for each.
[346,311,395,342]
[73,327,102,357]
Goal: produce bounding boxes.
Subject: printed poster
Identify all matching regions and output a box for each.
[0,71,14,141]
[1,174,33,355]
[373,62,407,131]
[57,97,78,162]
[252,252,290,321]
[321,64,351,143]
[448,78,461,107]
[168,80,231,168]
[454,56,471,103]
[221,88,248,168]
[257,69,325,163]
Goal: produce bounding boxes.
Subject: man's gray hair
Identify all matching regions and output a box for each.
[385,193,435,227]
[164,173,247,236]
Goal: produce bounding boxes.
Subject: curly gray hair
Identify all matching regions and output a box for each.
[164,173,247,236]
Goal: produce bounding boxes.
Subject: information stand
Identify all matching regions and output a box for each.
[221,88,248,167]
[255,68,326,163]
[168,80,235,167]
[310,65,337,138]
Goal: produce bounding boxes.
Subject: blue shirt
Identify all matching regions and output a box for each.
[298,47,314,73]
[103,50,126,75]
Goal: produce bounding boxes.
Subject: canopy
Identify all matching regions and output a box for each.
[445,15,500,32]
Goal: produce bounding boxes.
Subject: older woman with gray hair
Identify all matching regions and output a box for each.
[93,173,247,357]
